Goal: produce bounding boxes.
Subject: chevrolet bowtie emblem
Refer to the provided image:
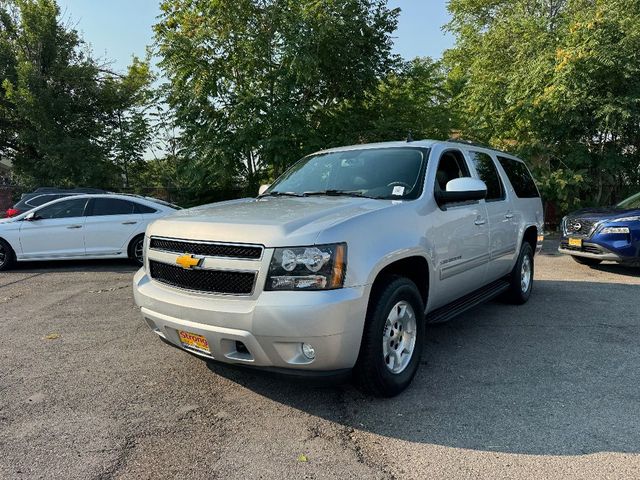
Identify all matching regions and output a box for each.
[176,254,203,269]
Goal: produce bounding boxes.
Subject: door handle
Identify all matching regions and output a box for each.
[474,218,486,226]
[505,213,514,219]
[122,221,138,225]
[67,225,82,229]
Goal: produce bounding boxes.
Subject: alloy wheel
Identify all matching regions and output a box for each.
[521,254,532,293]
[134,239,144,264]
[382,300,417,374]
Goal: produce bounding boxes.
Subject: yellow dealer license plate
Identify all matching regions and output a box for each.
[178,330,210,354]
[568,237,583,248]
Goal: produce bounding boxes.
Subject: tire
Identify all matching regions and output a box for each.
[0,238,15,271]
[128,235,145,267]
[354,276,425,397]
[503,242,534,305]
[571,255,602,266]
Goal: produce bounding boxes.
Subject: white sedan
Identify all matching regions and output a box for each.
[0,194,179,270]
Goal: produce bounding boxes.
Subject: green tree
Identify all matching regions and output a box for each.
[103,57,155,188]
[0,3,19,161]
[0,0,155,188]
[445,0,640,213]
[155,0,400,194]
[323,57,454,146]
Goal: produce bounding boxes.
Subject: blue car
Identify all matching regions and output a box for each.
[559,192,640,266]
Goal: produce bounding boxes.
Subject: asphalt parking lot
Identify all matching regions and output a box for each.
[1,239,639,479]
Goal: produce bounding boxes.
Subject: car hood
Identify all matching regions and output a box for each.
[147,196,400,246]
[567,206,640,221]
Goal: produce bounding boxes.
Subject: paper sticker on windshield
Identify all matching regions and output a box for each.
[392,186,405,196]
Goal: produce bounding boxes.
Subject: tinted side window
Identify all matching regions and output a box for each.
[134,203,157,214]
[435,150,470,191]
[497,156,540,198]
[90,198,136,216]
[36,198,88,219]
[470,151,504,201]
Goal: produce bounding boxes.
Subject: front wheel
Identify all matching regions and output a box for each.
[503,242,534,305]
[0,239,15,271]
[354,276,425,397]
[571,255,602,266]
[128,235,145,267]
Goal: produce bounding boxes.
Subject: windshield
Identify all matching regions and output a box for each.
[617,192,640,209]
[265,147,428,200]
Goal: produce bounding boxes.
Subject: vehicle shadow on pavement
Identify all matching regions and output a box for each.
[11,259,138,273]
[206,278,640,456]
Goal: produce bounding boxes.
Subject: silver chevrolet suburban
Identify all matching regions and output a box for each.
[133,140,544,396]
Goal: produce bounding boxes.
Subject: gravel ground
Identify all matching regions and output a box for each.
[1,239,639,479]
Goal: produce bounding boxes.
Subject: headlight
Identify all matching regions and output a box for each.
[265,243,347,291]
[601,226,630,234]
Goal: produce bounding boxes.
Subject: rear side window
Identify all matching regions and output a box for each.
[36,198,88,219]
[134,203,158,214]
[90,198,136,216]
[470,151,504,201]
[497,156,540,198]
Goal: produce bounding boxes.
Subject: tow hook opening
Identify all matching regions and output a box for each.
[235,341,250,355]
[222,339,254,362]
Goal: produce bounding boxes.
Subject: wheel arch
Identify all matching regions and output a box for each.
[368,254,431,310]
[522,224,538,254]
[0,235,17,267]
[0,235,17,254]
[127,232,145,259]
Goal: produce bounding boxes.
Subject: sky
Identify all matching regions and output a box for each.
[56,0,455,73]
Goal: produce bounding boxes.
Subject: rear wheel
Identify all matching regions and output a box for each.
[354,276,425,397]
[0,239,15,271]
[128,235,145,267]
[571,255,602,266]
[503,242,534,305]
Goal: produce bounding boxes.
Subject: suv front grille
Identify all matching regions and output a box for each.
[150,238,262,260]
[564,218,598,237]
[149,260,256,295]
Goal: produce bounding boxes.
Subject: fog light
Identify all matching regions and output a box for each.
[301,343,316,360]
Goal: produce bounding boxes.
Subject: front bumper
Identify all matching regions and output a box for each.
[133,269,369,372]
[558,238,624,261]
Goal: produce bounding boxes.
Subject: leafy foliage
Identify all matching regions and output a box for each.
[0,0,154,188]
[445,0,640,214]
[322,58,454,146]
[155,0,399,192]
[3,0,638,220]
[102,57,156,188]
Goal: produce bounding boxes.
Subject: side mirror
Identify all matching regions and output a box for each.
[24,211,40,221]
[435,177,487,206]
[258,184,271,196]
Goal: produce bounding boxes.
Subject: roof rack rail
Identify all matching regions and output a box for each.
[446,138,493,149]
[445,138,519,157]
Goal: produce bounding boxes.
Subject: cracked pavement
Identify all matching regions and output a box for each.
[1,240,639,479]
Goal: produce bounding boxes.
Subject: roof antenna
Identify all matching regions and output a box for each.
[406,131,414,143]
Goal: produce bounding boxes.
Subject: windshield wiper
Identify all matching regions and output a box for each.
[302,189,373,198]
[260,191,306,198]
